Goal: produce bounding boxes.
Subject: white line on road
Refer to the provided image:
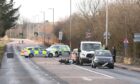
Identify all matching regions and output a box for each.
[82,77,92,81]
[74,65,114,79]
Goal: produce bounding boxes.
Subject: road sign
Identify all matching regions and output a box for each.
[59,31,63,40]
[103,32,111,39]
[123,38,129,44]
[123,38,129,49]
[86,32,91,38]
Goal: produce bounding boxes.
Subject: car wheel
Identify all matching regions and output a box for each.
[91,62,96,68]
[55,52,59,57]
[25,56,29,58]
[75,56,79,65]
[48,53,53,57]
[29,54,34,58]
[109,64,114,69]
[75,58,80,65]
[59,52,62,56]
[79,58,83,65]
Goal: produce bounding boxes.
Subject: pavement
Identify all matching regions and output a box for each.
[115,63,140,72]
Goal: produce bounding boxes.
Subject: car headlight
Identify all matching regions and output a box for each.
[94,57,99,62]
[110,58,114,62]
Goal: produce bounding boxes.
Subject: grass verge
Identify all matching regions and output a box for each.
[0,40,9,67]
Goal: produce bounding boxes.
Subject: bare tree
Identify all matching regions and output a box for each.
[77,0,102,40]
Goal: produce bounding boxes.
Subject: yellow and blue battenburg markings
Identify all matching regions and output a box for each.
[21,47,47,56]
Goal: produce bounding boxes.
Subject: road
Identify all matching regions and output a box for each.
[0,40,61,84]
[0,40,140,84]
[31,57,140,84]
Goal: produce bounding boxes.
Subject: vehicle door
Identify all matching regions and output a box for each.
[39,48,46,56]
[63,45,70,56]
[34,48,39,56]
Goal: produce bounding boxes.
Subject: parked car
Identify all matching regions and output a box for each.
[20,47,47,58]
[91,50,114,69]
[46,44,71,57]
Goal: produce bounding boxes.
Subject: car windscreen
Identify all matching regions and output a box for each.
[95,51,112,57]
[82,43,101,51]
[50,45,59,49]
[28,48,33,50]
[35,47,43,50]
[60,45,70,51]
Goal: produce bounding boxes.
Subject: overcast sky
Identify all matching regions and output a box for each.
[14,0,81,23]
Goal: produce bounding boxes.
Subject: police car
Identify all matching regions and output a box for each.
[46,44,70,57]
[20,47,47,58]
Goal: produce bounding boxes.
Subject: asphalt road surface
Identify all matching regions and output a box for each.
[0,40,61,84]
[1,40,140,84]
[32,57,140,84]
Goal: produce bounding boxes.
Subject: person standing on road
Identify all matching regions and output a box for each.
[111,46,116,62]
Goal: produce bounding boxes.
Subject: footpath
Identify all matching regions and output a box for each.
[115,63,140,72]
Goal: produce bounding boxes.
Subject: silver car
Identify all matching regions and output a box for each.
[91,50,114,69]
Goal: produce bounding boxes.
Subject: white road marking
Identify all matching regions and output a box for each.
[82,77,92,81]
[60,76,112,79]
[74,65,114,79]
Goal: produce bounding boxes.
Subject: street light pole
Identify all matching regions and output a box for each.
[35,15,39,36]
[48,8,54,29]
[105,0,108,47]
[26,23,28,39]
[43,11,45,44]
[70,0,72,49]
[52,8,54,30]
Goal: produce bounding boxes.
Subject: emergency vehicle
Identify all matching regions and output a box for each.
[20,47,47,58]
[46,44,70,57]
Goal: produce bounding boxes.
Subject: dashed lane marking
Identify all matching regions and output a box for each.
[82,77,92,81]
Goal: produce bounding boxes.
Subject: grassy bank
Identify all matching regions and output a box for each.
[0,45,5,64]
[0,40,9,66]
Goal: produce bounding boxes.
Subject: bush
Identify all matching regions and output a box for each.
[0,45,5,66]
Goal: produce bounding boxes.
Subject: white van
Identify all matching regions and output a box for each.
[77,41,102,65]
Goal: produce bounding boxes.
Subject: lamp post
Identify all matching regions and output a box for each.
[105,0,109,47]
[41,11,46,44]
[26,22,29,39]
[70,0,72,49]
[48,8,54,29]
[36,15,39,35]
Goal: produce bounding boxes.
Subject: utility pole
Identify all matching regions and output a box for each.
[26,23,28,39]
[105,0,109,47]
[36,15,39,36]
[52,8,54,30]
[43,11,45,44]
[70,0,72,49]
[48,8,54,30]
